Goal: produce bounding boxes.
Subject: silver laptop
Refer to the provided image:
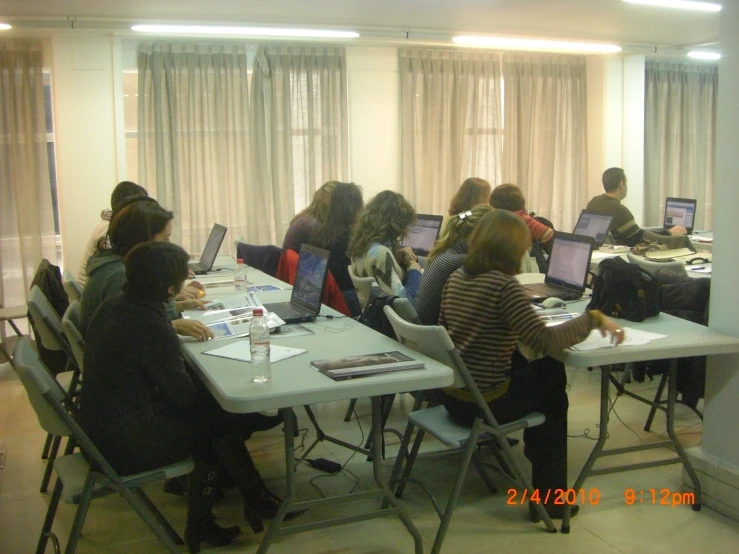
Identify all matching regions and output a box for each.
[522,232,595,302]
[401,214,444,257]
[572,211,613,247]
[263,244,330,323]
[188,224,228,275]
[663,197,697,234]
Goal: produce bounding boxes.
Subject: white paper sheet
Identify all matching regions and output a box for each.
[204,341,306,363]
[569,327,667,351]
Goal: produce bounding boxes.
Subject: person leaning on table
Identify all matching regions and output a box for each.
[439,210,624,520]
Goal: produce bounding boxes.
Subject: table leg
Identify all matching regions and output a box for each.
[561,366,612,534]
[370,396,424,554]
[665,360,702,511]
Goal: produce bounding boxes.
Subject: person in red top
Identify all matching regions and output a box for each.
[490,184,554,248]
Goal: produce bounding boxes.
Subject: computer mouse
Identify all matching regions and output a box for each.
[542,297,567,309]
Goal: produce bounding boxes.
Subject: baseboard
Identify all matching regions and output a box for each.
[682,447,739,522]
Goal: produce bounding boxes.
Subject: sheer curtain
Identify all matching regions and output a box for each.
[645,61,717,230]
[400,48,502,214]
[501,54,588,231]
[251,45,349,242]
[0,40,56,308]
[137,43,270,252]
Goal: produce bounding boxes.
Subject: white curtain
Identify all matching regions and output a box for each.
[400,48,503,214]
[0,40,56,308]
[251,45,349,242]
[501,54,588,231]
[137,42,271,252]
[645,61,717,230]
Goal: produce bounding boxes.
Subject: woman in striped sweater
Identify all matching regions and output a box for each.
[439,210,624,520]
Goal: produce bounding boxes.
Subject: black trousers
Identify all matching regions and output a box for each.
[442,355,569,495]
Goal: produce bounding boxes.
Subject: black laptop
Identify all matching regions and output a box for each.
[401,214,444,257]
[663,197,697,234]
[522,232,595,302]
[572,210,613,248]
[263,244,330,323]
[188,224,228,275]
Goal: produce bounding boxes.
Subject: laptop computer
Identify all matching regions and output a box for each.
[188,224,228,275]
[572,210,613,247]
[521,232,595,302]
[663,197,697,234]
[401,214,444,257]
[263,244,330,324]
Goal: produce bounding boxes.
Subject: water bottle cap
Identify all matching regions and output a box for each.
[252,307,264,316]
[237,259,244,264]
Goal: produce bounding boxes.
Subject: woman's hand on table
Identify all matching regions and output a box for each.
[172,319,214,341]
[177,282,206,301]
[599,317,625,345]
[175,299,207,313]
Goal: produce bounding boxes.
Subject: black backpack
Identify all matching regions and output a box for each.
[357,289,400,338]
[587,257,661,322]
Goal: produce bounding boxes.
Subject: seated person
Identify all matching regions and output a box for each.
[586,167,687,247]
[442,177,492,231]
[489,183,554,248]
[348,191,422,304]
[77,180,147,287]
[439,210,623,520]
[282,180,338,252]
[307,182,364,317]
[416,204,493,325]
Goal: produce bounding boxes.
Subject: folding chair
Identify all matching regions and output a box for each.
[348,265,377,311]
[13,338,194,554]
[0,302,28,367]
[61,270,83,303]
[28,285,82,492]
[384,306,556,553]
[61,302,85,372]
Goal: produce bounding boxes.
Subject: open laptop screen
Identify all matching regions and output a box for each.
[546,233,594,290]
[401,214,444,256]
[199,224,228,268]
[663,197,697,233]
[292,245,330,312]
[572,211,613,247]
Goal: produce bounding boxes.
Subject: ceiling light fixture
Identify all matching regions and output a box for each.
[452,36,622,54]
[0,23,12,30]
[687,51,721,60]
[131,24,359,39]
[622,0,721,12]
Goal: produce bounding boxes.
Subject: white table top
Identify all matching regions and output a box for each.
[183,266,454,413]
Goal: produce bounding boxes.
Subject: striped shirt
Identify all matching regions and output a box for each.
[440,269,593,391]
[416,239,468,325]
[351,242,421,304]
[514,210,554,246]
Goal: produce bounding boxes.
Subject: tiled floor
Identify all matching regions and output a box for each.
[1,358,738,553]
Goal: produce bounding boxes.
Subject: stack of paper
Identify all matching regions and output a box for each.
[204,341,306,363]
[569,327,666,352]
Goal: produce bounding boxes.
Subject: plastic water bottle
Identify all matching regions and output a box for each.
[249,308,272,383]
[234,258,248,291]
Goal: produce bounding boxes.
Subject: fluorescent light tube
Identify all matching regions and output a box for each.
[452,36,622,54]
[0,23,12,30]
[623,0,721,12]
[687,51,721,60]
[131,24,359,38]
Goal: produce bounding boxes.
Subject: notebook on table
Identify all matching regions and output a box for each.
[572,211,613,247]
[262,244,330,324]
[188,224,227,275]
[401,214,444,257]
[521,232,595,302]
[663,197,697,234]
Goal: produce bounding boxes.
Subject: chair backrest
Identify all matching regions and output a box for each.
[348,265,377,310]
[62,301,85,371]
[28,285,70,354]
[13,337,125,486]
[626,252,687,277]
[62,270,83,302]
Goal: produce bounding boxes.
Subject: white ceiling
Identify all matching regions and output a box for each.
[1,0,721,49]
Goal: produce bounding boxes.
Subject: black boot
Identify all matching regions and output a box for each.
[184,462,241,553]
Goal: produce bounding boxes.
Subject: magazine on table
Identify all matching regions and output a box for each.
[205,311,285,340]
[310,351,425,381]
[182,292,265,324]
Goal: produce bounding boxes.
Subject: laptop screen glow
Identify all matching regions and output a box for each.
[546,237,592,288]
[401,215,443,254]
[573,212,612,246]
[664,197,696,231]
[292,247,329,311]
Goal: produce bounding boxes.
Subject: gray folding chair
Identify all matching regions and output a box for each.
[61,302,85,372]
[0,301,28,367]
[348,265,377,311]
[626,252,688,278]
[13,338,194,554]
[384,306,556,553]
[61,270,83,303]
[28,285,82,492]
